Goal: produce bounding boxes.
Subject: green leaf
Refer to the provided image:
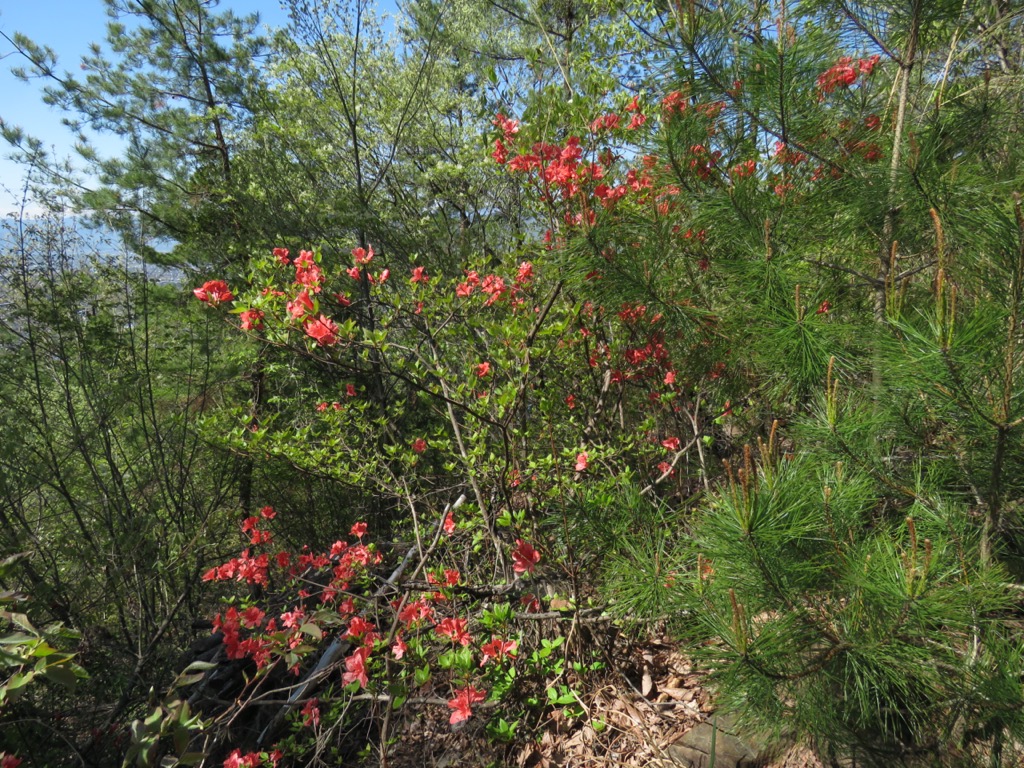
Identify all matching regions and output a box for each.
[42,663,78,691]
[145,708,165,728]
[0,633,36,645]
[7,613,38,634]
[173,724,189,755]
[30,642,58,657]
[414,664,431,686]
[173,672,207,689]
[6,670,34,693]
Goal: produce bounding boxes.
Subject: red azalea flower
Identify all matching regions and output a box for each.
[287,290,314,319]
[295,261,323,293]
[304,314,339,346]
[330,539,349,557]
[272,247,290,264]
[411,266,430,284]
[590,113,620,132]
[492,138,508,164]
[817,57,858,93]
[352,245,375,265]
[475,361,491,378]
[301,697,320,728]
[730,159,756,178]
[516,261,534,284]
[512,539,540,574]
[575,452,589,472]
[858,54,880,75]
[519,593,541,613]
[345,615,377,643]
[342,646,371,688]
[662,436,681,451]
[239,309,264,331]
[480,637,518,666]
[480,274,507,306]
[412,438,428,453]
[392,636,407,659]
[350,521,368,538]
[435,617,471,646]
[193,279,234,305]
[280,607,305,630]
[223,749,260,768]
[492,112,520,140]
[448,685,487,725]
[398,598,434,626]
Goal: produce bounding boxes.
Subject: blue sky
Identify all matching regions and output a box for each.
[0,0,396,215]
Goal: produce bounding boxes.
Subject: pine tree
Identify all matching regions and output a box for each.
[569,1,1024,764]
[2,0,268,265]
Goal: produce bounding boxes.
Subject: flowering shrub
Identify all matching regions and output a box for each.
[177,84,776,757]
[179,59,908,762]
[184,123,709,757]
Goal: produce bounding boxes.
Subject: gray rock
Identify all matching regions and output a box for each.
[664,717,773,768]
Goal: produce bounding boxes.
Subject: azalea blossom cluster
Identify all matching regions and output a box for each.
[204,505,546,762]
[687,143,722,181]
[773,141,807,167]
[730,159,757,179]
[817,54,881,94]
[223,748,284,768]
[490,111,520,164]
[488,111,722,485]
[346,244,392,286]
[496,111,658,229]
[455,261,534,306]
[194,247,344,348]
[492,92,738,241]
[197,238,527,353]
[204,514,383,668]
[599,303,678,388]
